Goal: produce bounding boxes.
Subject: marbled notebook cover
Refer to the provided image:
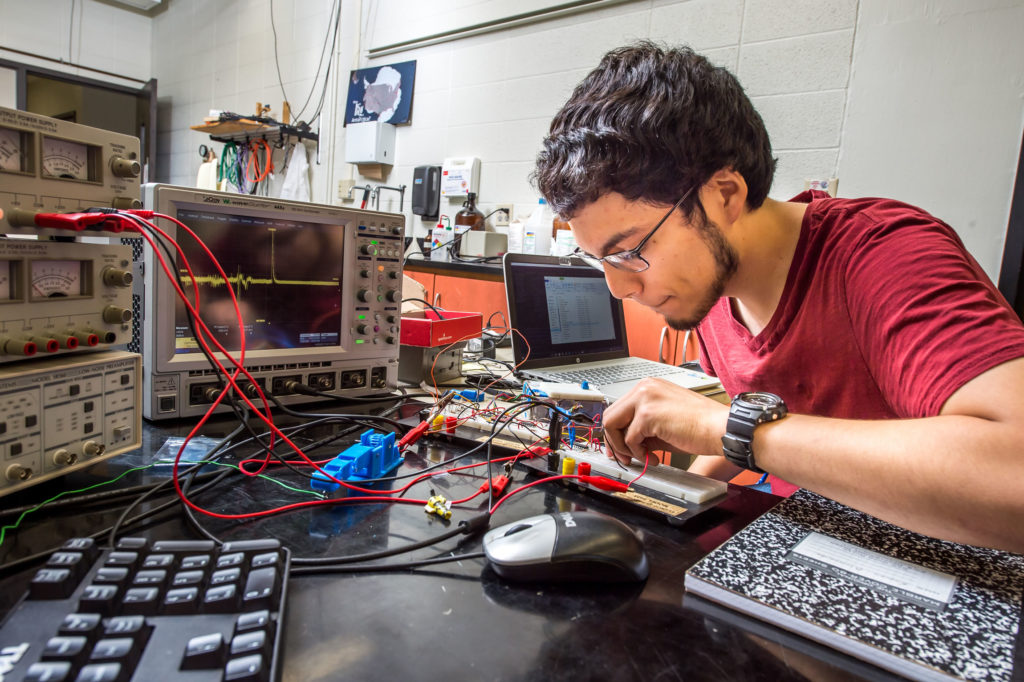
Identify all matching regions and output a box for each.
[685,489,1024,681]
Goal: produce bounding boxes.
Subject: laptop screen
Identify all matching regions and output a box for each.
[503,254,630,369]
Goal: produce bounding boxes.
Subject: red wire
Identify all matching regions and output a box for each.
[628,449,651,488]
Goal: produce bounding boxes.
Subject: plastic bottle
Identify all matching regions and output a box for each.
[523,198,553,256]
[430,220,449,262]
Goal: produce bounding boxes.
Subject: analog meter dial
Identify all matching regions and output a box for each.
[41,137,91,180]
[0,127,26,173]
[0,261,12,300]
[31,260,86,298]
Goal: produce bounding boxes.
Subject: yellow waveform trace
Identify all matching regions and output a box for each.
[179,229,339,295]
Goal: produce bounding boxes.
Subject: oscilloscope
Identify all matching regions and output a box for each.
[139,184,405,420]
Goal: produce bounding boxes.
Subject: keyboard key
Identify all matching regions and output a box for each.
[103,616,146,640]
[131,569,167,587]
[203,583,238,613]
[29,568,77,600]
[41,636,89,666]
[163,587,200,615]
[24,660,73,681]
[89,637,138,667]
[211,567,241,586]
[235,610,270,634]
[180,554,211,570]
[74,662,122,682]
[104,552,139,569]
[171,569,204,587]
[141,553,175,569]
[181,632,225,670]
[216,552,244,570]
[251,552,279,569]
[93,567,129,585]
[224,653,267,682]
[79,585,119,615]
[114,538,148,551]
[151,540,216,553]
[60,538,98,562]
[221,539,281,554]
[242,567,278,610]
[230,630,267,657]
[46,552,88,580]
[58,613,103,640]
[121,587,160,615]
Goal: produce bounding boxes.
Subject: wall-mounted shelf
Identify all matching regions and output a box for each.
[190,118,318,145]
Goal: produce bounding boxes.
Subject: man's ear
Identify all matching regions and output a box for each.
[704,168,749,225]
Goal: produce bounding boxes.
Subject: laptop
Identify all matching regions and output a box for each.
[502,253,720,402]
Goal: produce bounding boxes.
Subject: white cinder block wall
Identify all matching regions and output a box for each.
[2,0,1023,279]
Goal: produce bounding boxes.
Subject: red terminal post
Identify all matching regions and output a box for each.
[578,462,592,477]
[1,338,37,356]
[444,416,457,434]
[72,331,100,347]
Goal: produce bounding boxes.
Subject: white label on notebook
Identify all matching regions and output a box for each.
[789,532,958,610]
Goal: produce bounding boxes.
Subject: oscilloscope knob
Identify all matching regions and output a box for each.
[385,336,397,345]
[391,225,403,235]
[357,289,372,302]
[360,244,378,256]
[385,290,400,302]
[359,269,370,279]
[387,270,399,280]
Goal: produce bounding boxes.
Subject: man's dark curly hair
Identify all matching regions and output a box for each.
[533,42,776,220]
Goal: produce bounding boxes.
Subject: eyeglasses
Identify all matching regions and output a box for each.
[572,187,694,273]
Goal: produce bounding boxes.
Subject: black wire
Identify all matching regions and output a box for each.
[401,298,447,319]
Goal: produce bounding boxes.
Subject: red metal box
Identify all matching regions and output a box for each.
[400,309,482,347]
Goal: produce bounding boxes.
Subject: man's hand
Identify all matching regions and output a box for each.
[601,377,730,465]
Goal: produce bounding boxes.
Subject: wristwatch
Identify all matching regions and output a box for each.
[721,392,788,473]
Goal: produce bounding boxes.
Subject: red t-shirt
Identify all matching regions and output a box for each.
[697,191,1024,494]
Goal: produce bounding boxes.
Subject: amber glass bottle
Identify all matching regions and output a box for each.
[455,192,486,232]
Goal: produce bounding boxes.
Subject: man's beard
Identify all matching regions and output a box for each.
[664,215,738,331]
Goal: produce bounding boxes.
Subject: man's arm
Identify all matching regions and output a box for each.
[601,358,1024,552]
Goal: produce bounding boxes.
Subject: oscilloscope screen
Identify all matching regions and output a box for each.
[174,209,343,353]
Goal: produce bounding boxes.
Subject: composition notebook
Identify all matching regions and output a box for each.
[502,252,719,401]
[684,489,1024,681]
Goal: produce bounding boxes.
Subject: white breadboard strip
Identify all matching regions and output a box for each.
[447,411,726,504]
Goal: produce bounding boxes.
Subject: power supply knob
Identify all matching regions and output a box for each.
[110,155,141,178]
[357,289,372,302]
[102,267,133,287]
[111,196,142,210]
[102,306,132,324]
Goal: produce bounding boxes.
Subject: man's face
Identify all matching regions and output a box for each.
[569,192,738,330]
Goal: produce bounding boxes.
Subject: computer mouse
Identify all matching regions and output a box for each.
[482,511,650,583]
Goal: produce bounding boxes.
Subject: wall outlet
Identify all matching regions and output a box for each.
[493,203,513,227]
[338,179,356,201]
[804,178,839,197]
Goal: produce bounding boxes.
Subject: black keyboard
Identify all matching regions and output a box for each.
[0,537,289,682]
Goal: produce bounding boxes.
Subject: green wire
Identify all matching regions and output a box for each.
[0,459,324,548]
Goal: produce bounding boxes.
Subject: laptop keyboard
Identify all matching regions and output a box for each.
[549,361,686,385]
[0,536,288,682]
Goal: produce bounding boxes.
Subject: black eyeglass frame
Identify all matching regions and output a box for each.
[571,187,696,272]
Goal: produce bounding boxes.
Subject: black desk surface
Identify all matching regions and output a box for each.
[0,404,894,682]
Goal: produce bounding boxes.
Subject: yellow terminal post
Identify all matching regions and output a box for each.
[561,457,576,476]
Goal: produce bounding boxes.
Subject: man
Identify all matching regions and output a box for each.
[533,42,1024,552]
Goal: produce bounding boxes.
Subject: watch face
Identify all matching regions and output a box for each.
[741,392,781,407]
